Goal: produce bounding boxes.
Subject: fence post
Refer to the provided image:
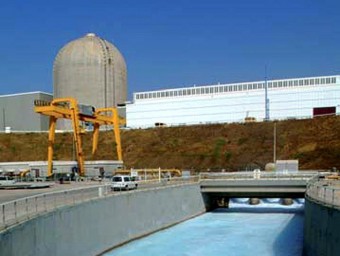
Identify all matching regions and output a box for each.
[35,197,38,213]
[99,187,103,197]
[14,201,17,220]
[26,198,29,218]
[44,194,47,211]
[2,204,5,225]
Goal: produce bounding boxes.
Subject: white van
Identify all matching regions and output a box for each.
[111,175,138,191]
[0,176,16,186]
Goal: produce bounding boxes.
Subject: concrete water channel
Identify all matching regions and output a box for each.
[0,172,339,256]
[104,199,305,256]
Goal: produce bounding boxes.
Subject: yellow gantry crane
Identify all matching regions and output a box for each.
[34,97,124,177]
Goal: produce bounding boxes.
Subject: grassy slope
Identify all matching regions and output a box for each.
[0,116,339,171]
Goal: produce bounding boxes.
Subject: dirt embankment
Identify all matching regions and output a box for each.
[0,116,339,171]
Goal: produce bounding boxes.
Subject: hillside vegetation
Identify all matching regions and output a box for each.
[0,116,339,171]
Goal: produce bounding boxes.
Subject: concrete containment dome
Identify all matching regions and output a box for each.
[53,33,127,110]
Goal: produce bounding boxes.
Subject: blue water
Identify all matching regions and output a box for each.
[104,199,304,256]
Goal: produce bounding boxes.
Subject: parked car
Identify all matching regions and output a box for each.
[111,175,138,191]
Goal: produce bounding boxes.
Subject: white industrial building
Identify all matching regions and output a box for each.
[126,75,340,128]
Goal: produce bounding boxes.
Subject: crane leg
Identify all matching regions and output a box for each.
[92,123,100,155]
[47,116,56,177]
[113,108,123,161]
[70,101,85,176]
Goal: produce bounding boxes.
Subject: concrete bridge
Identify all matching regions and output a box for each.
[199,171,318,198]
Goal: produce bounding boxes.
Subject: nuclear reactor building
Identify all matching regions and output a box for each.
[53,33,127,128]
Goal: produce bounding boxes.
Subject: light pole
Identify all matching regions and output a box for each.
[2,108,6,131]
[264,65,270,121]
[273,122,277,163]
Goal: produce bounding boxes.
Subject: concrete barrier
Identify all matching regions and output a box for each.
[0,184,206,256]
[303,196,340,256]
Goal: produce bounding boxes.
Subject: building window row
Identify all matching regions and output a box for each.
[135,76,337,100]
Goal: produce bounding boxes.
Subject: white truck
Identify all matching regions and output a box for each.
[111,175,138,191]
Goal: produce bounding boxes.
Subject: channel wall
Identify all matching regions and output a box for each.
[0,183,207,256]
[304,196,340,256]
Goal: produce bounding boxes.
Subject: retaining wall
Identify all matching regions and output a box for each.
[304,196,340,256]
[0,184,207,256]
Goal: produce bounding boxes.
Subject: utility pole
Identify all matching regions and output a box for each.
[264,65,270,121]
[2,108,6,131]
[273,122,277,163]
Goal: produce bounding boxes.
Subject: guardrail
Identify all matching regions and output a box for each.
[199,171,320,180]
[0,176,199,231]
[306,175,340,208]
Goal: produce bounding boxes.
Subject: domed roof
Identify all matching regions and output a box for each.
[54,33,126,73]
[53,33,127,111]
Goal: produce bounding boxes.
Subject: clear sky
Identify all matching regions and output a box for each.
[0,0,339,99]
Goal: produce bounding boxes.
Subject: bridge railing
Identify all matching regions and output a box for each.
[306,175,340,208]
[136,176,199,187]
[0,176,199,231]
[199,171,319,180]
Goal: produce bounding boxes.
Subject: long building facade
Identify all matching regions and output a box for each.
[126,75,340,128]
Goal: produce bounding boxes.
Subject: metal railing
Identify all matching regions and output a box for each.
[5,173,336,231]
[137,176,199,186]
[199,171,320,181]
[306,175,340,208]
[0,176,199,230]
[0,184,111,230]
